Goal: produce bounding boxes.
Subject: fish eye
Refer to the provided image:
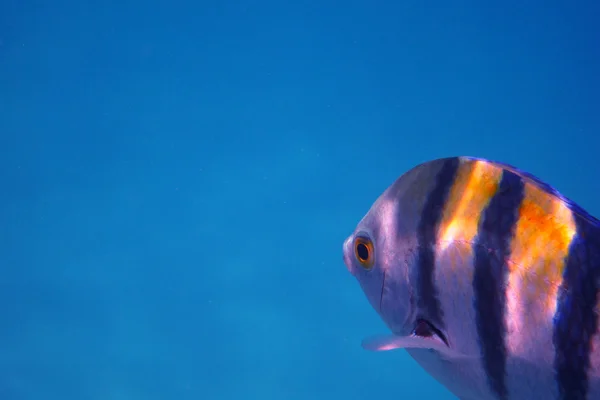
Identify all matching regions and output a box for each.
[354,236,374,270]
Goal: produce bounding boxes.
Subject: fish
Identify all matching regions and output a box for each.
[342,156,600,400]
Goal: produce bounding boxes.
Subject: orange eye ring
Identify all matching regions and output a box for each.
[354,236,374,270]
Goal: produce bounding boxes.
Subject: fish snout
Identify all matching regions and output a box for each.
[343,236,355,275]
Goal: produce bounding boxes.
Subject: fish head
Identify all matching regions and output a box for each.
[343,161,456,339]
[343,187,416,336]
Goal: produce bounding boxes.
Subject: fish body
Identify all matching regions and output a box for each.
[342,156,600,400]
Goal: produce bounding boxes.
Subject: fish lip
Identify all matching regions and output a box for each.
[342,236,354,275]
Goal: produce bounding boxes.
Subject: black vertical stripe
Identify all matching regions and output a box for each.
[415,157,460,328]
[473,169,525,400]
[553,215,600,400]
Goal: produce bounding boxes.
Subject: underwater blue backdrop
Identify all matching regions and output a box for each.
[1,0,599,399]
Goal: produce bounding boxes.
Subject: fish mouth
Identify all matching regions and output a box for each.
[342,236,354,275]
[413,318,449,347]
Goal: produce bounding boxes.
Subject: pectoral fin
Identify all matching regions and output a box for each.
[361,334,472,360]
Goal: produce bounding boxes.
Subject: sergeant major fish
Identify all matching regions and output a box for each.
[342,156,600,400]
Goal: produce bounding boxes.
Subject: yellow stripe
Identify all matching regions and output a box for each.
[437,159,503,259]
[508,181,576,315]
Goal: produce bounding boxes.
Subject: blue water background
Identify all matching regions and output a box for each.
[1,1,599,399]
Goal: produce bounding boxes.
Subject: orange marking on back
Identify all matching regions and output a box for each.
[437,159,502,253]
[508,181,576,317]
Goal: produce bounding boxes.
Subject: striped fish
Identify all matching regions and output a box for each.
[342,156,600,400]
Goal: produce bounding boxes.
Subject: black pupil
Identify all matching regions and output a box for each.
[357,243,369,261]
